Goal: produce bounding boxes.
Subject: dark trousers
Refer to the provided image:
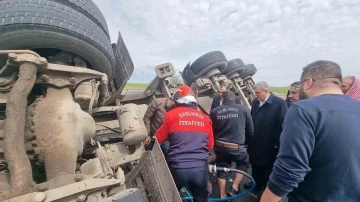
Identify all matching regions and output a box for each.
[214,146,249,179]
[252,164,273,191]
[170,161,209,202]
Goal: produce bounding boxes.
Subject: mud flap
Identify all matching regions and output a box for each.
[125,140,181,202]
[112,32,134,92]
[106,32,134,104]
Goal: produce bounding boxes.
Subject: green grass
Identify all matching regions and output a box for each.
[124,83,288,96]
[270,87,288,96]
[124,83,149,90]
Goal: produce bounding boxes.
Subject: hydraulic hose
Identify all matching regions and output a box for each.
[181,165,256,202]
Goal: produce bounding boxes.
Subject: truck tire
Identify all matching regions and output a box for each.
[0,0,115,78]
[222,58,246,77]
[240,64,257,79]
[189,51,228,76]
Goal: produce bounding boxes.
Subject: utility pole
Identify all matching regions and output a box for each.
[142,72,144,83]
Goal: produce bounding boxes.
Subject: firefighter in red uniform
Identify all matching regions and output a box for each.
[156,85,214,202]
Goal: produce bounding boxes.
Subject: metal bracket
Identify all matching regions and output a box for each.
[106,143,144,168]
[0,50,110,106]
[155,63,175,79]
[194,77,212,89]
[35,63,108,89]
[42,178,121,202]
[32,173,89,193]
[0,51,47,80]
[107,63,175,104]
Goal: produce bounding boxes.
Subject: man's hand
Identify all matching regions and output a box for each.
[143,136,152,146]
[260,187,282,202]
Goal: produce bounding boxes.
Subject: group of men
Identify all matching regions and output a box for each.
[142,60,360,202]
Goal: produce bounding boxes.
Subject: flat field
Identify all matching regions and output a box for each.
[125,83,288,96]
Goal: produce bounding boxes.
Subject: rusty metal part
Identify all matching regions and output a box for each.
[126,140,181,202]
[117,104,148,146]
[4,62,37,197]
[33,87,96,179]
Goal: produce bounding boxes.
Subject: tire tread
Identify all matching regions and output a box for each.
[0,1,113,61]
[222,58,246,76]
[190,51,227,75]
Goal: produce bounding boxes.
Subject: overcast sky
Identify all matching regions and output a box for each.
[93,0,360,86]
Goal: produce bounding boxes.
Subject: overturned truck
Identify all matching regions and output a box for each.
[0,0,257,201]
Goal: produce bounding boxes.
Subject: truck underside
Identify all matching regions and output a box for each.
[0,1,259,201]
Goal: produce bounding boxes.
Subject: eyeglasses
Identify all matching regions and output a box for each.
[299,77,341,85]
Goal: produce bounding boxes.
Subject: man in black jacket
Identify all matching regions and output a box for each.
[210,91,254,199]
[245,81,288,194]
[211,84,241,110]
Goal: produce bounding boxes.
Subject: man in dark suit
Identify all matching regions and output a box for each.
[211,84,241,110]
[244,81,288,194]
